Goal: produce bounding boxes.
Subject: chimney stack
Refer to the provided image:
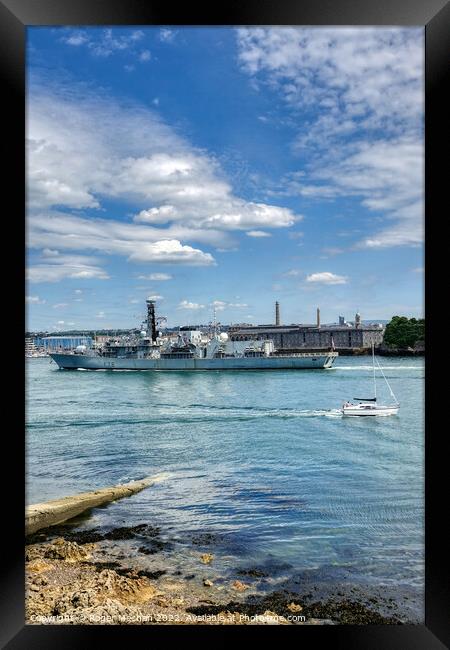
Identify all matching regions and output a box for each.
[317,307,321,328]
[275,301,280,326]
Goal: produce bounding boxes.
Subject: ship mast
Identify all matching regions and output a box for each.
[146,299,158,343]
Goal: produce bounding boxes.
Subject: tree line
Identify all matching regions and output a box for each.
[383,316,425,349]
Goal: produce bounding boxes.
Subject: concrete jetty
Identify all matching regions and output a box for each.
[25,474,169,536]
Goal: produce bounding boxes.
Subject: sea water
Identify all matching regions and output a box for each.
[26,356,424,614]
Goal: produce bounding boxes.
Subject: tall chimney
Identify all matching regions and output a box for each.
[275,301,280,326]
[317,307,321,328]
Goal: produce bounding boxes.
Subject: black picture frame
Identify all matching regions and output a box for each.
[2,0,448,647]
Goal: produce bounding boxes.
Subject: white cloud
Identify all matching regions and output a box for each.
[147,294,163,301]
[61,31,89,46]
[282,269,301,277]
[178,300,205,310]
[28,212,217,267]
[26,253,110,283]
[96,311,105,318]
[246,230,271,237]
[237,27,422,139]
[26,295,46,304]
[321,247,344,256]
[159,28,176,43]
[52,303,68,309]
[74,289,83,294]
[61,28,145,58]
[27,84,299,236]
[211,300,248,311]
[139,50,151,62]
[237,28,424,249]
[306,272,348,285]
[135,205,178,223]
[138,273,172,281]
[131,30,144,41]
[127,240,214,265]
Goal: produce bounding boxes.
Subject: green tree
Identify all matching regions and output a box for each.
[383,316,425,348]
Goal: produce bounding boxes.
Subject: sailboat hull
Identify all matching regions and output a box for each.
[342,404,399,416]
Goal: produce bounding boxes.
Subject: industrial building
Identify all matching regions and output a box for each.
[229,305,384,352]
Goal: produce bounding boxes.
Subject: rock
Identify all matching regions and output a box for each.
[232,580,248,592]
[203,579,214,587]
[200,553,214,564]
[43,538,95,562]
[26,559,53,573]
[249,610,290,625]
[287,602,303,612]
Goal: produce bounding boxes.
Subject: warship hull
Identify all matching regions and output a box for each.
[50,352,337,371]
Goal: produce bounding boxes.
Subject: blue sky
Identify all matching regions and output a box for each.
[26,27,424,331]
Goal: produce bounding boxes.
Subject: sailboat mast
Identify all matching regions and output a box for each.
[372,342,377,400]
[375,355,398,404]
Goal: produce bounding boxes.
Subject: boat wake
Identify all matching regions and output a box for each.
[336,365,420,371]
[179,403,343,419]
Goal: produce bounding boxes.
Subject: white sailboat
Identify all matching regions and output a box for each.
[341,344,399,416]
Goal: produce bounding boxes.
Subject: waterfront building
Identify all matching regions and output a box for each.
[229,307,384,351]
[42,336,93,351]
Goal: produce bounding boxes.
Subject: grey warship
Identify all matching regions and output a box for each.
[50,300,338,371]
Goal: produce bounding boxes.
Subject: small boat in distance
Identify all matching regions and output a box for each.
[342,344,399,417]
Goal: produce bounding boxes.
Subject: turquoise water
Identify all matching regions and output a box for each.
[26,357,424,609]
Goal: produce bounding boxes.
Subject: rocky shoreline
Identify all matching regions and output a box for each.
[25,523,412,626]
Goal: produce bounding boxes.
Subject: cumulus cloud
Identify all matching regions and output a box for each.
[28,212,217,267]
[127,240,214,265]
[306,272,348,285]
[27,84,299,235]
[159,28,177,43]
[60,28,146,58]
[138,273,172,281]
[26,295,46,304]
[246,230,271,237]
[26,80,301,278]
[237,27,424,249]
[178,300,205,310]
[61,31,89,46]
[211,300,248,312]
[282,269,301,277]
